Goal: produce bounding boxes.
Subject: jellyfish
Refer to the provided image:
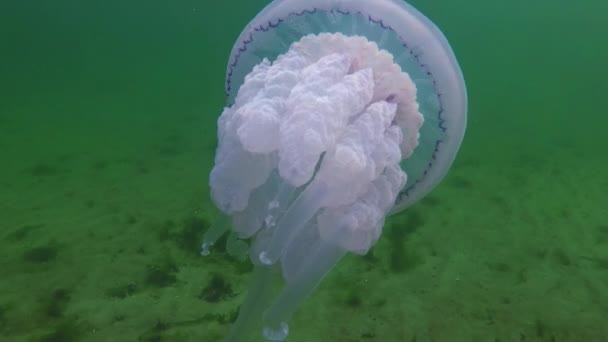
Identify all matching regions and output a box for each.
[202,0,467,340]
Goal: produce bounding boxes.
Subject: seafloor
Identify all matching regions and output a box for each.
[1,0,607,341]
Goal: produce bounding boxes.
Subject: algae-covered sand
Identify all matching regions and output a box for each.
[1,0,607,341]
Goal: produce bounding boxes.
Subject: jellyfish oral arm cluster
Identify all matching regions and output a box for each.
[211,33,423,254]
[202,0,467,341]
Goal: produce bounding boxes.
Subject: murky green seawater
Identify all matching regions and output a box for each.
[1,0,607,341]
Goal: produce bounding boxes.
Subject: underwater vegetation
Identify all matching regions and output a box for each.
[23,243,59,263]
[200,273,236,303]
[200,0,467,340]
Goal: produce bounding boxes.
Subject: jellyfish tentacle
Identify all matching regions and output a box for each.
[226,266,277,342]
[200,214,230,256]
[280,218,319,282]
[264,180,297,229]
[232,169,281,238]
[262,239,346,339]
[226,232,249,261]
[258,180,327,265]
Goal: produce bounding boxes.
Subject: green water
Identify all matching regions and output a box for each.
[1,0,607,341]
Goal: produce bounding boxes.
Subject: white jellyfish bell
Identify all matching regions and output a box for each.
[202,0,467,340]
